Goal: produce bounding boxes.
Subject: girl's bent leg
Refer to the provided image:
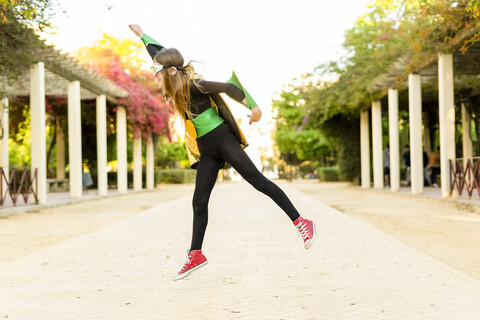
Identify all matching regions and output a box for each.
[190,154,223,251]
[219,136,300,222]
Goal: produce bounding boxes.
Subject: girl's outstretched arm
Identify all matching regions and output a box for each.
[129,24,164,61]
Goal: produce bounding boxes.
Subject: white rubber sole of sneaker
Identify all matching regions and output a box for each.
[172,260,208,281]
[304,221,317,250]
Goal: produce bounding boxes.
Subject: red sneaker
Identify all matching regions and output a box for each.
[293,216,317,249]
[172,249,208,281]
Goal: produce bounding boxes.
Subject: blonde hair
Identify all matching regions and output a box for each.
[154,48,201,121]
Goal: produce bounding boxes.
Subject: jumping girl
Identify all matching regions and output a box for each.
[129,24,317,281]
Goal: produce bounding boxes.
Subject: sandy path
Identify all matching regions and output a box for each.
[0,184,194,263]
[3,182,480,319]
[2,180,479,281]
[288,180,480,280]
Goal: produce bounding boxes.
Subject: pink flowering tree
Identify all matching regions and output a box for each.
[73,34,172,140]
[105,60,171,140]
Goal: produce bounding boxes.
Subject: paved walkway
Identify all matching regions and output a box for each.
[1,183,480,319]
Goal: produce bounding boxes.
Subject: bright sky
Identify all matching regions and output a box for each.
[43,0,368,166]
[45,0,367,109]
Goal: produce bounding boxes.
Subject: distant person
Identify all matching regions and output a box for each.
[383,145,390,187]
[429,147,441,187]
[129,24,317,281]
[403,145,411,186]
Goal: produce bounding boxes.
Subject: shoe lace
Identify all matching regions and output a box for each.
[179,252,193,272]
[296,221,309,240]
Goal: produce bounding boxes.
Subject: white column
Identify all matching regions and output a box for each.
[438,54,456,197]
[96,95,108,197]
[133,136,142,191]
[30,62,47,204]
[360,110,370,189]
[68,81,82,199]
[117,106,128,194]
[146,135,154,190]
[388,89,400,192]
[56,118,65,179]
[408,73,423,194]
[372,101,383,189]
[461,102,473,162]
[1,98,9,193]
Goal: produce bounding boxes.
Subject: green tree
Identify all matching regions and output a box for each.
[289,0,480,182]
[155,137,189,169]
[273,80,332,165]
[0,0,54,83]
[8,103,31,166]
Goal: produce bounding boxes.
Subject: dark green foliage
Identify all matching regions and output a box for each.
[273,81,333,167]
[321,115,361,182]
[0,0,54,84]
[299,162,318,179]
[106,170,149,189]
[155,169,196,184]
[317,167,340,182]
[272,0,480,184]
[155,138,189,169]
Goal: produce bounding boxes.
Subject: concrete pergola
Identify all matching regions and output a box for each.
[361,24,480,198]
[0,48,156,204]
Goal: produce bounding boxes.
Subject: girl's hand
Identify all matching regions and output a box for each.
[129,24,144,37]
[248,107,262,125]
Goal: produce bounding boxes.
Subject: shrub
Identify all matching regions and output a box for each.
[300,162,318,179]
[106,170,148,188]
[320,115,360,183]
[317,167,340,181]
[155,169,196,184]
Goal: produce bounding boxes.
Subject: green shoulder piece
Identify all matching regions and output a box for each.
[141,33,165,50]
[226,71,258,110]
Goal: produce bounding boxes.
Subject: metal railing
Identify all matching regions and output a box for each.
[449,158,480,197]
[0,167,38,206]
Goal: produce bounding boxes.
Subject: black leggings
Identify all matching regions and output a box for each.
[190,123,300,250]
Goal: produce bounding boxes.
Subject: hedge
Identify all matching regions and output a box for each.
[155,169,196,184]
[317,167,340,182]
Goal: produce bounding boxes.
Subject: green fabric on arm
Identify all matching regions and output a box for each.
[226,71,258,110]
[141,33,165,49]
